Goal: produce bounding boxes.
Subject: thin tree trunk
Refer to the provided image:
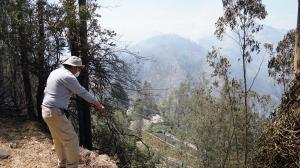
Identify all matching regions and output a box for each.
[243,33,249,168]
[222,76,237,168]
[10,56,18,107]
[240,8,249,167]
[77,0,92,149]
[235,129,240,167]
[18,0,35,119]
[0,4,4,87]
[63,0,92,148]
[36,0,46,122]
[0,47,2,88]
[294,0,300,75]
[64,0,80,56]
[64,0,93,149]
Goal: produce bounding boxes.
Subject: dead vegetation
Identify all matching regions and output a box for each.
[252,78,300,168]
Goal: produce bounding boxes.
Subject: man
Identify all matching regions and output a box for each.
[42,56,106,168]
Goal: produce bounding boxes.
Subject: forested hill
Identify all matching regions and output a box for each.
[129,25,287,102]
[129,34,207,96]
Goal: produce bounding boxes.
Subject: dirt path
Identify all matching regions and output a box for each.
[0,113,117,168]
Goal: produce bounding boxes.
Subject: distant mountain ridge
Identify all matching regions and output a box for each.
[129,26,290,102]
[129,34,208,97]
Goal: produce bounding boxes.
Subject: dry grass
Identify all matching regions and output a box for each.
[0,113,117,168]
[253,79,300,168]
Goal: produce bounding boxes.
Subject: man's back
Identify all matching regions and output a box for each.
[42,67,96,110]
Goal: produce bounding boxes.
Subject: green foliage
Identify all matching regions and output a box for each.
[159,81,191,132]
[130,81,159,136]
[267,30,295,92]
[111,82,130,109]
[183,80,247,168]
[215,0,267,56]
[207,47,231,78]
[214,0,268,166]
[91,110,159,167]
[157,78,253,167]
[157,49,269,167]
[140,81,159,116]
[150,123,172,134]
[112,110,130,129]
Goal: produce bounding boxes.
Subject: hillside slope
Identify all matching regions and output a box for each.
[0,112,117,168]
[128,34,207,97]
[253,79,300,167]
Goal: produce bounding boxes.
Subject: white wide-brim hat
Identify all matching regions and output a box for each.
[63,56,85,68]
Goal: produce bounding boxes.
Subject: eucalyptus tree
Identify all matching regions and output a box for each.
[268,30,295,93]
[214,0,267,166]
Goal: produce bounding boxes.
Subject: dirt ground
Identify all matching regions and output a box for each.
[0,112,117,168]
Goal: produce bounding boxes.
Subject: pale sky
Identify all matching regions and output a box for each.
[99,0,297,44]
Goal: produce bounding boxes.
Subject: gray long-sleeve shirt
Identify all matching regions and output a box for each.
[42,67,97,111]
